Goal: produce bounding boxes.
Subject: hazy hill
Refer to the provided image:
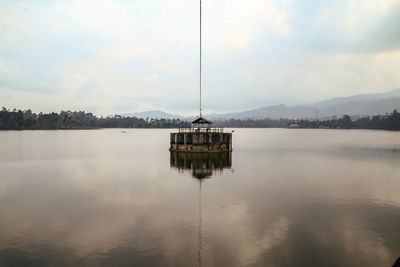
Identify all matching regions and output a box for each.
[123,89,400,120]
[123,110,183,120]
[309,89,400,108]
[209,89,400,120]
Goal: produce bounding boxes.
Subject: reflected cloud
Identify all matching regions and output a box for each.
[0,130,400,266]
[169,151,233,266]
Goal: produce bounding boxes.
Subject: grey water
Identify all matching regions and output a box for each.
[0,129,400,266]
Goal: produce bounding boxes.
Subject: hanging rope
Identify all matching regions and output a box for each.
[199,0,202,117]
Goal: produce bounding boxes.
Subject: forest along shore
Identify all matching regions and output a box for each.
[0,108,399,130]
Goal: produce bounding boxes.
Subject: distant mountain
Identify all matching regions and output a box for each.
[207,89,400,120]
[122,110,183,120]
[309,97,400,118]
[207,105,315,120]
[122,89,400,120]
[309,89,400,108]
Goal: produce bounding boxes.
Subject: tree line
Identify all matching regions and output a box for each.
[294,110,400,130]
[1,107,399,130]
[0,108,190,130]
[213,118,291,128]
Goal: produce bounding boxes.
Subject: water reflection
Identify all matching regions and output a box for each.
[0,129,400,266]
[170,151,233,266]
[169,151,232,179]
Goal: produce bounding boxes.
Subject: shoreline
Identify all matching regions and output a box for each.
[0,127,399,132]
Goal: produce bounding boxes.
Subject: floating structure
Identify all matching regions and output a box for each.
[169,0,233,153]
[170,117,232,152]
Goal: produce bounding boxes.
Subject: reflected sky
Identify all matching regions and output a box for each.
[0,129,399,266]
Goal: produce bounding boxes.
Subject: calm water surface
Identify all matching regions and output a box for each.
[0,129,399,266]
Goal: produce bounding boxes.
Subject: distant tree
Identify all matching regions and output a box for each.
[0,108,399,131]
[342,115,352,128]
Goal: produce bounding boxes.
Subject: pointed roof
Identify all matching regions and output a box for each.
[191,116,213,124]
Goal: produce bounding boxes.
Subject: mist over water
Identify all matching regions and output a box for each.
[0,129,399,266]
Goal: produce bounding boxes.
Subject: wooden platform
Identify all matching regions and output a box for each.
[170,127,232,152]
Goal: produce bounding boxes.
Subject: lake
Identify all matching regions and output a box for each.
[0,129,399,266]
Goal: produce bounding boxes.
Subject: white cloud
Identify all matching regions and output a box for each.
[144,74,159,82]
[0,59,9,73]
[0,13,29,41]
[264,3,293,36]
[60,0,130,36]
[315,0,400,45]
[205,0,293,51]
[0,0,399,114]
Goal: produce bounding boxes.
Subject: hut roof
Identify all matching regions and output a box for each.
[192,116,213,124]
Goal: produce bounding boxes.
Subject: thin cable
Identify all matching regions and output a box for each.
[198,180,202,267]
[200,0,202,117]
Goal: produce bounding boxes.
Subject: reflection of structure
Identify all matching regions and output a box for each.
[170,151,233,267]
[170,151,232,179]
[170,151,232,267]
[168,0,234,265]
[198,177,203,267]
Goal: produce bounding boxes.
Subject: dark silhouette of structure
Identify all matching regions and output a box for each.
[170,151,232,179]
[170,150,232,267]
[393,257,400,267]
[169,0,233,153]
[169,119,232,153]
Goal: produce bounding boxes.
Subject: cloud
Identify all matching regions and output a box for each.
[264,2,293,36]
[0,59,9,73]
[0,12,29,41]
[0,0,399,115]
[204,0,293,51]
[310,0,400,53]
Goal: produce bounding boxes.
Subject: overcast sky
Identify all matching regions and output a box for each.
[1,0,400,115]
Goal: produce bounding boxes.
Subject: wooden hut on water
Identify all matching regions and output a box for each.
[170,117,232,152]
[170,0,232,153]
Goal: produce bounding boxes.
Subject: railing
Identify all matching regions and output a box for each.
[178,127,224,133]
